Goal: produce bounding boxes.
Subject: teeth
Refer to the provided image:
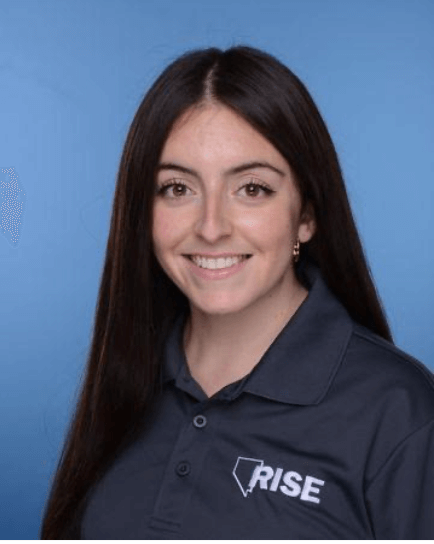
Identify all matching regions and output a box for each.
[190,255,248,269]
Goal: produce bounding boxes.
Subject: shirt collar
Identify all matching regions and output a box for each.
[161,261,353,406]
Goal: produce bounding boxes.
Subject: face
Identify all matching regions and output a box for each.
[152,103,315,316]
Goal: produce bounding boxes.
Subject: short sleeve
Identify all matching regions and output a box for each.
[365,417,434,538]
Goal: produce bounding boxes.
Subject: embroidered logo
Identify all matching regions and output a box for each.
[232,456,325,504]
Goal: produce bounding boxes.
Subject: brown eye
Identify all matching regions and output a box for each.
[157,181,191,198]
[238,181,275,198]
[246,184,261,197]
[172,184,187,197]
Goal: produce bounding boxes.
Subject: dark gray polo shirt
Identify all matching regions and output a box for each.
[80,263,434,539]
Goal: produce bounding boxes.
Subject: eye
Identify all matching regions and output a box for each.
[237,179,275,198]
[155,178,276,199]
[156,180,192,198]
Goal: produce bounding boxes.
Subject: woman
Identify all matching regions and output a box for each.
[40,45,434,539]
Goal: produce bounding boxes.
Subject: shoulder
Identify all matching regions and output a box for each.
[326,322,434,483]
[333,322,434,477]
[345,323,434,400]
[339,322,434,412]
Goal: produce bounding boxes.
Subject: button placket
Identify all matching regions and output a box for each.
[150,409,215,528]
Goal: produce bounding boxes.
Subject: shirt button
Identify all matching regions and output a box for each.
[176,461,191,477]
[193,414,207,428]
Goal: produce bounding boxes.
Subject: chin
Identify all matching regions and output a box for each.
[189,294,254,316]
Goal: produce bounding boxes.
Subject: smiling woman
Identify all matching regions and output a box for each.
[40,45,434,539]
[152,104,316,395]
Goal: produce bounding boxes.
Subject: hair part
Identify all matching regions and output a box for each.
[40,44,392,539]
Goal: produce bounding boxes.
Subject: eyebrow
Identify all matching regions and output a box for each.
[156,161,286,178]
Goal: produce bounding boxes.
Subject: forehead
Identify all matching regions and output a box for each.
[160,104,290,174]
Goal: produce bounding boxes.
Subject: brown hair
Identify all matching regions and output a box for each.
[40,44,392,539]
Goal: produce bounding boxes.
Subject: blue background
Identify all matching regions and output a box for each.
[1,0,433,539]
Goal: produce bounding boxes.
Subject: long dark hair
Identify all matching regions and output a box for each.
[40,44,392,539]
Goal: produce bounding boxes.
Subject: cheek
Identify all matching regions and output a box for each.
[152,207,183,248]
[242,205,294,249]
[152,215,169,245]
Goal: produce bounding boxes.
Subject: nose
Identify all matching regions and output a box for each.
[193,186,233,243]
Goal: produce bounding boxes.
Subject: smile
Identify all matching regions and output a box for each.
[183,254,252,281]
[186,255,251,269]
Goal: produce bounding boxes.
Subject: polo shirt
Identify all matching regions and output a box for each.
[80,263,434,539]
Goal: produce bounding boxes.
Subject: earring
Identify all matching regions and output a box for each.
[293,238,300,263]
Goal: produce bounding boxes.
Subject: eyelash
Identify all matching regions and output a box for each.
[156,178,275,198]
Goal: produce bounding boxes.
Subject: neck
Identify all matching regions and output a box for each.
[183,274,309,394]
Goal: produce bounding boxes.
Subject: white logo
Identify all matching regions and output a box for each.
[232,456,325,504]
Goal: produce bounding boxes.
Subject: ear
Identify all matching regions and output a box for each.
[297,202,316,243]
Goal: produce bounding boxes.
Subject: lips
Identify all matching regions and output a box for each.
[184,254,252,260]
[183,252,251,279]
